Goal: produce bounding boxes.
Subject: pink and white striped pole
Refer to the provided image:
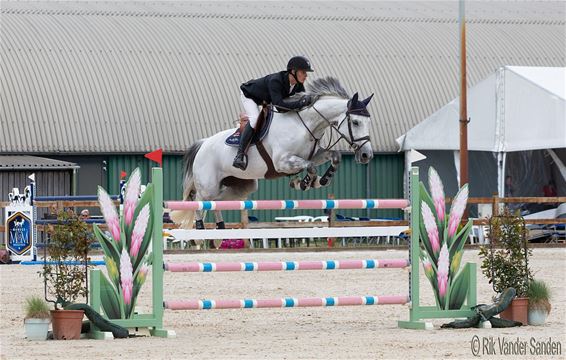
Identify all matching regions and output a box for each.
[165,259,410,272]
[164,295,409,310]
[165,198,409,211]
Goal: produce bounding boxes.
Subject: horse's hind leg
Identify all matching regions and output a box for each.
[214,211,225,229]
[215,179,258,248]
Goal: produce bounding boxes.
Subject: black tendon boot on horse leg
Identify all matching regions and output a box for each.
[233,123,255,170]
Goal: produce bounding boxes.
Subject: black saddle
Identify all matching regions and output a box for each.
[225,107,274,147]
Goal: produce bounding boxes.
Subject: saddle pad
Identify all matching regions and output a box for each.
[225,109,274,147]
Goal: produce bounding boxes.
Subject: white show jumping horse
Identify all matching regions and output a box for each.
[170,77,374,231]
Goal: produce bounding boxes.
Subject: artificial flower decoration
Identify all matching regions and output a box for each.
[419,167,473,310]
[93,168,154,319]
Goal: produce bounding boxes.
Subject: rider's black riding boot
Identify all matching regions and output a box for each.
[232,123,254,170]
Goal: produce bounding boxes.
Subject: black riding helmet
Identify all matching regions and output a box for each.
[287,56,314,72]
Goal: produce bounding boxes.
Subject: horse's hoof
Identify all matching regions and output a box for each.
[289,177,300,189]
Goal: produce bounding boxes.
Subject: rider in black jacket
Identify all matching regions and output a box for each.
[233,56,314,170]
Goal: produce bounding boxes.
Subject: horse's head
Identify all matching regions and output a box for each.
[336,92,374,164]
[303,77,374,164]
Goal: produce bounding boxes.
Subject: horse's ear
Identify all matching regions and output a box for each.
[362,93,374,106]
[351,92,359,105]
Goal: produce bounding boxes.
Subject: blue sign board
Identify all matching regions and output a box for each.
[7,212,32,255]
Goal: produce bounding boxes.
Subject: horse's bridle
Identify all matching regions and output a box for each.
[272,99,371,158]
[308,105,371,152]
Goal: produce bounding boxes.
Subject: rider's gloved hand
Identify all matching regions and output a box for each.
[299,95,314,107]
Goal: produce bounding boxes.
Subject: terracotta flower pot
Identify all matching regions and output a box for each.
[51,310,84,340]
[499,297,528,325]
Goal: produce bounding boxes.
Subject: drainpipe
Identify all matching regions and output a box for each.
[72,167,78,196]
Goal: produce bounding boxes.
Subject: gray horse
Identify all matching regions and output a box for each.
[171,77,374,230]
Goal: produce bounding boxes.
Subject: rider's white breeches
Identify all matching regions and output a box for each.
[240,90,260,128]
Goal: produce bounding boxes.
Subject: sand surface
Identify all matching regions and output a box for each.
[1,248,565,359]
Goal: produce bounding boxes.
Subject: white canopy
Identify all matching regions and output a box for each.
[397,66,566,152]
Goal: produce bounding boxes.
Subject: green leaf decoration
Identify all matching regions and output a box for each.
[420,252,441,307]
[93,224,120,266]
[448,269,469,309]
[449,220,473,259]
[100,273,122,319]
[121,210,129,253]
[419,182,436,222]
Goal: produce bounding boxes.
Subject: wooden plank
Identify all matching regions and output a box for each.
[454,196,566,204]
[472,218,566,225]
[167,226,409,240]
[33,200,119,208]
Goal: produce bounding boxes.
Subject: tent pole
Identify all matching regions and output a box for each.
[459,0,469,191]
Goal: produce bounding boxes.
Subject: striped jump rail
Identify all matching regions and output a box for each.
[164,295,409,310]
[165,198,409,211]
[165,259,410,272]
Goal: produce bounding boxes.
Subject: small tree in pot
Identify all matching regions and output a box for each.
[479,207,532,325]
[42,209,93,340]
[24,295,51,340]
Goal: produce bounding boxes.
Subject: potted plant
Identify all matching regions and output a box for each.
[527,279,551,325]
[24,295,51,340]
[42,209,93,340]
[479,207,532,325]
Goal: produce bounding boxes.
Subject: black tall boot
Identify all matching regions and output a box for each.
[232,123,254,170]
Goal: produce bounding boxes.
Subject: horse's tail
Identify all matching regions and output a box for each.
[170,140,204,229]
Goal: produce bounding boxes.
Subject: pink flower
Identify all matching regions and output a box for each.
[120,249,133,305]
[429,168,445,222]
[437,244,449,297]
[98,187,120,243]
[124,169,141,226]
[447,185,469,238]
[130,204,150,258]
[422,202,440,254]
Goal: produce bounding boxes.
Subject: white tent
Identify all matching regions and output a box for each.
[397,66,566,198]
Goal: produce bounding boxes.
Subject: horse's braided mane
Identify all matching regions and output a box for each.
[305,76,349,99]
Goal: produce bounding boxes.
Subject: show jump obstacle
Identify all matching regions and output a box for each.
[87,167,477,338]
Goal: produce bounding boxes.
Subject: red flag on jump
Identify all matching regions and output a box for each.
[120,170,127,179]
[145,148,163,167]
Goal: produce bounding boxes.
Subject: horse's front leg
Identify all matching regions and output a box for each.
[305,150,342,189]
[315,150,342,188]
[274,155,317,191]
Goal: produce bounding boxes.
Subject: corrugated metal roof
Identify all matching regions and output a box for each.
[0,155,78,170]
[1,1,564,153]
